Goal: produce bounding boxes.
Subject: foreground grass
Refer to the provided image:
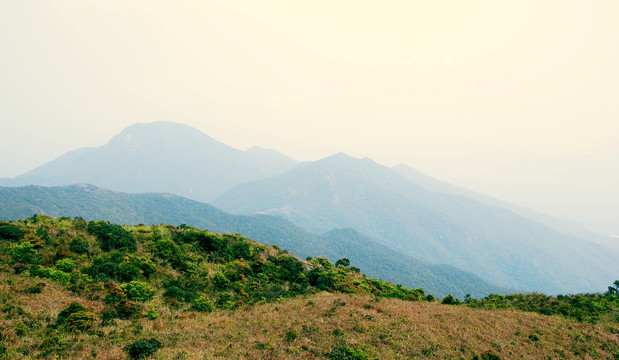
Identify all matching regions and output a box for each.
[1,274,617,359]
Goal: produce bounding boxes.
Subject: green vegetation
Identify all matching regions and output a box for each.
[0,215,617,359]
[123,338,163,360]
[0,215,429,358]
[464,291,619,324]
[0,184,515,298]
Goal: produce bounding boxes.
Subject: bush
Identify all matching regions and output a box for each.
[39,332,68,358]
[11,242,37,264]
[136,257,157,278]
[0,223,25,241]
[56,258,76,273]
[69,237,89,254]
[56,302,87,326]
[88,221,136,252]
[103,282,143,320]
[285,330,297,342]
[24,283,45,294]
[121,281,155,302]
[32,266,71,285]
[196,232,227,252]
[119,263,142,282]
[326,345,371,360]
[123,338,162,360]
[473,351,503,360]
[212,271,230,290]
[441,294,461,305]
[335,258,351,267]
[193,295,214,313]
[66,311,97,331]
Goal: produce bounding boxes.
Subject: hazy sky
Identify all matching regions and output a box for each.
[0,1,617,234]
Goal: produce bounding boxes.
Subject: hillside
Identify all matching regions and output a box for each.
[392,163,618,248]
[3,121,614,295]
[213,153,619,294]
[0,184,512,299]
[0,122,298,201]
[0,216,617,359]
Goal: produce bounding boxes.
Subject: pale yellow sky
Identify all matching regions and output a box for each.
[0,0,617,233]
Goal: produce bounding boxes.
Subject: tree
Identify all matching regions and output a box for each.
[606,280,619,295]
[335,258,350,268]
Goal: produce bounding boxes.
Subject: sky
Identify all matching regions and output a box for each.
[0,0,617,234]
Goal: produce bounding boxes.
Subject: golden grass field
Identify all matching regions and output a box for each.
[1,274,617,360]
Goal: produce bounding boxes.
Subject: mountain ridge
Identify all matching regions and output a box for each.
[0,183,513,298]
[0,121,298,201]
[213,153,619,294]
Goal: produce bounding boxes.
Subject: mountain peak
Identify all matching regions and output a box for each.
[9,121,298,202]
[317,152,358,163]
[109,121,222,148]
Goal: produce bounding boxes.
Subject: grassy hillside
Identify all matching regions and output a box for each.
[0,184,512,298]
[0,216,617,359]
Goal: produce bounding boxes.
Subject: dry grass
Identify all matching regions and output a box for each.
[1,275,617,360]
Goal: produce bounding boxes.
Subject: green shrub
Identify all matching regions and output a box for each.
[123,338,162,360]
[11,242,37,264]
[326,345,371,360]
[119,262,142,282]
[193,295,214,313]
[56,302,87,326]
[145,305,160,320]
[24,283,45,294]
[121,281,155,302]
[212,271,230,290]
[34,266,71,285]
[335,258,351,267]
[441,294,461,305]
[87,221,136,252]
[231,241,254,260]
[103,282,143,320]
[0,223,25,241]
[195,232,226,252]
[39,332,68,358]
[136,257,157,278]
[55,258,76,273]
[66,311,97,331]
[473,351,503,360]
[69,237,89,254]
[285,330,297,342]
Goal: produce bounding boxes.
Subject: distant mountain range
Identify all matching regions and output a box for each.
[391,163,616,248]
[1,121,616,295]
[0,122,297,202]
[213,153,618,294]
[0,184,512,299]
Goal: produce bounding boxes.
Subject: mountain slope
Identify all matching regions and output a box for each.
[2,279,615,360]
[0,122,298,201]
[392,163,618,248]
[213,153,619,294]
[0,184,512,298]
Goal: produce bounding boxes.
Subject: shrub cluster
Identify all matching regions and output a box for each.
[465,288,619,324]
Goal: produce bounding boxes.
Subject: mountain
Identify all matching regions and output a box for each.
[0,122,298,201]
[392,163,618,249]
[213,153,619,294]
[0,184,512,298]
